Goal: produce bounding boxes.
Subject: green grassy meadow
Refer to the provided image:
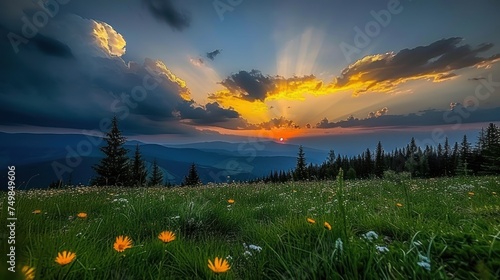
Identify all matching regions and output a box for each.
[1,176,500,279]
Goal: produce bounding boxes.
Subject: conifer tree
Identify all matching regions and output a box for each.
[295,145,307,180]
[374,141,385,178]
[92,116,129,186]
[149,158,164,186]
[130,144,148,187]
[183,163,201,186]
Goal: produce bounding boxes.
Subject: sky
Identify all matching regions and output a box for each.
[1,0,500,150]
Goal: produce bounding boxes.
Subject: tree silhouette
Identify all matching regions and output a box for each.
[183,163,201,186]
[374,141,385,178]
[92,116,129,186]
[149,158,164,186]
[130,144,148,187]
[295,145,307,180]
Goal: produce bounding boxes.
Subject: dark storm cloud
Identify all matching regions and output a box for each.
[0,19,239,135]
[316,107,500,129]
[142,0,190,31]
[206,49,222,60]
[220,70,275,102]
[176,101,240,125]
[334,37,500,94]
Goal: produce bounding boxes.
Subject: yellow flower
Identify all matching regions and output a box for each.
[77,212,87,219]
[227,199,235,204]
[208,257,230,273]
[493,192,497,195]
[21,265,35,280]
[158,231,176,243]
[396,203,403,207]
[307,218,316,224]
[324,221,332,230]
[468,192,474,196]
[32,210,41,214]
[113,236,133,252]
[55,251,76,266]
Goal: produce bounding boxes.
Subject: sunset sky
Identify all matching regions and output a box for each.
[1,0,500,149]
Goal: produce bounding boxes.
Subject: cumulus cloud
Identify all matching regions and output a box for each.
[142,0,190,31]
[176,101,239,125]
[333,37,500,95]
[368,107,389,118]
[206,49,222,61]
[40,14,126,58]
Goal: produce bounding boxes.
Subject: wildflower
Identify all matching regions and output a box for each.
[362,231,379,241]
[375,245,389,253]
[468,192,474,196]
[335,238,343,253]
[417,261,431,271]
[21,265,35,280]
[493,192,497,195]
[248,244,262,252]
[396,203,403,207]
[324,221,332,230]
[243,250,252,257]
[208,257,230,273]
[227,199,235,204]
[113,236,133,252]
[55,251,76,266]
[32,210,41,214]
[77,212,87,219]
[307,218,316,224]
[226,255,233,260]
[158,231,176,243]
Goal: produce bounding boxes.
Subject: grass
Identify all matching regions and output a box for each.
[1,176,499,279]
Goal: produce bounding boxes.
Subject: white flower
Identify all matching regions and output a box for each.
[248,244,262,252]
[375,245,389,253]
[226,255,233,260]
[243,251,252,257]
[418,253,430,263]
[362,231,379,241]
[417,261,431,271]
[335,238,343,253]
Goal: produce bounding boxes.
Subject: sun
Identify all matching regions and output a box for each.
[279,137,284,142]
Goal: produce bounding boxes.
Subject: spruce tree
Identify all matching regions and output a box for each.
[129,144,148,187]
[92,116,129,186]
[481,123,500,174]
[149,158,164,186]
[183,163,201,186]
[295,145,307,180]
[374,141,385,178]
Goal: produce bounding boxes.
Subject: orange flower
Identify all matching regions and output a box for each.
[208,257,230,273]
[55,251,76,266]
[77,212,87,219]
[21,265,35,280]
[396,203,403,207]
[307,218,316,224]
[227,199,235,204]
[113,236,132,252]
[32,210,41,214]
[324,221,332,230]
[158,231,176,243]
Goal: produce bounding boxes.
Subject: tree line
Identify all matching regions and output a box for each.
[258,122,500,182]
[91,116,201,187]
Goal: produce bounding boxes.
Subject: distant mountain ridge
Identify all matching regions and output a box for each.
[0,132,327,189]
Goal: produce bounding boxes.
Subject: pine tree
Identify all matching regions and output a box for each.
[130,144,148,187]
[374,141,385,178]
[481,123,500,174]
[295,145,307,180]
[183,163,201,186]
[456,135,472,176]
[149,158,164,186]
[92,116,129,186]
